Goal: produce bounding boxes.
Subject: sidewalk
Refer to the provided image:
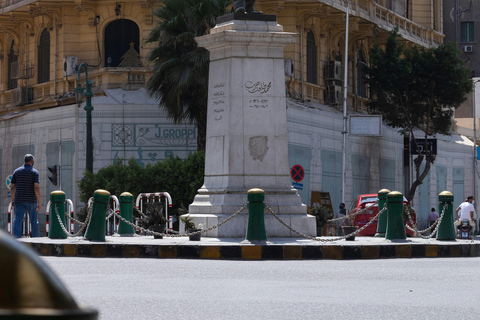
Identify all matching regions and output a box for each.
[18,235,480,260]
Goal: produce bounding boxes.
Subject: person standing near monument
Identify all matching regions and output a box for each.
[11,154,41,238]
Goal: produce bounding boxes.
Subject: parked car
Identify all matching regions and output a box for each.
[347,194,417,237]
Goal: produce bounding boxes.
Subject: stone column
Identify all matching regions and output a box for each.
[190,14,315,237]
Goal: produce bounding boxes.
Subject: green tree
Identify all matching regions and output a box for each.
[145,0,232,151]
[366,28,472,201]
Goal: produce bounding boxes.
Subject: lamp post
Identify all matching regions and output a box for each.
[75,63,94,173]
[473,79,480,215]
[341,0,351,205]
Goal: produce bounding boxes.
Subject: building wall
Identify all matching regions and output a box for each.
[286,99,474,229]
[0,88,196,234]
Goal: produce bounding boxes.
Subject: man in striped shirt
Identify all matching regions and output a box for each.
[11,154,41,238]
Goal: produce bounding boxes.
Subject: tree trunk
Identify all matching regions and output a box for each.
[405,155,435,202]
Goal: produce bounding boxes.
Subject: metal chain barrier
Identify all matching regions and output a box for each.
[265,203,387,242]
[66,213,86,226]
[54,203,93,237]
[105,208,115,220]
[327,200,379,223]
[405,204,447,239]
[113,204,248,238]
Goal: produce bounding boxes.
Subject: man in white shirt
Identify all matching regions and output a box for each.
[454,196,475,235]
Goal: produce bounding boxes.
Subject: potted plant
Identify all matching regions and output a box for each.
[309,203,334,236]
[179,213,204,241]
[138,203,167,239]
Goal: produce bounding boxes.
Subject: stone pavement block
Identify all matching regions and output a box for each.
[158,245,177,258]
[322,246,342,259]
[379,245,395,258]
[220,246,241,259]
[40,244,53,256]
[105,244,123,257]
[262,246,283,260]
[395,245,411,258]
[141,245,158,258]
[448,245,462,257]
[52,244,64,256]
[76,244,91,257]
[283,246,302,259]
[178,245,200,258]
[91,244,106,257]
[242,246,262,259]
[123,245,140,258]
[438,244,451,257]
[410,245,425,258]
[302,246,322,259]
[343,245,361,259]
[361,246,379,259]
[200,246,220,259]
[425,245,438,257]
[63,244,77,256]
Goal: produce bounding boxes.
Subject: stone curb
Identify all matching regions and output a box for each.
[23,242,480,260]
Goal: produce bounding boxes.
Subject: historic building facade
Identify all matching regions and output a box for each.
[0,0,469,234]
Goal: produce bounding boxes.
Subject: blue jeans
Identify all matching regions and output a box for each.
[13,202,39,238]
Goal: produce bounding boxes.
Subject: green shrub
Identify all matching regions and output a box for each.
[77,151,205,216]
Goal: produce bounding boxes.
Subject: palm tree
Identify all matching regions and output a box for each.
[145,0,232,151]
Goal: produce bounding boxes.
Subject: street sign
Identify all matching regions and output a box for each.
[410,139,437,155]
[290,164,304,182]
[292,182,303,190]
[349,115,382,136]
[6,175,12,189]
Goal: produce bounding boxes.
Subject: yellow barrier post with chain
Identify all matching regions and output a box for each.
[118,192,134,237]
[246,188,267,242]
[436,191,456,240]
[385,191,406,240]
[48,190,68,239]
[85,189,110,242]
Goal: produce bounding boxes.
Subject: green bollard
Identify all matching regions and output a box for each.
[246,188,267,242]
[118,192,134,237]
[375,189,390,237]
[49,190,68,239]
[84,189,111,242]
[436,191,456,240]
[385,191,406,240]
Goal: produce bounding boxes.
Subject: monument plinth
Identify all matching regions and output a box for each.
[189,16,316,237]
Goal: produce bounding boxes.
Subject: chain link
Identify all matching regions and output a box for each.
[265,203,387,242]
[54,203,93,237]
[113,204,248,238]
[405,204,447,239]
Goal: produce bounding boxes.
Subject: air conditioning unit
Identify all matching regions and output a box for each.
[284,59,294,77]
[11,62,34,79]
[326,85,342,105]
[11,87,30,107]
[464,45,474,53]
[325,60,344,81]
[63,56,78,76]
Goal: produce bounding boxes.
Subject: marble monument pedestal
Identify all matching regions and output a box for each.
[188,15,316,238]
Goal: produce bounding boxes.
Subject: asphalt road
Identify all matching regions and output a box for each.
[42,257,480,320]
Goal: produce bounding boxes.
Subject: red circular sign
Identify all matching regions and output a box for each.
[290,164,304,182]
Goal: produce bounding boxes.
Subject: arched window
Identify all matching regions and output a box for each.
[38,29,50,83]
[306,30,317,84]
[8,41,17,90]
[357,50,367,98]
[104,19,140,67]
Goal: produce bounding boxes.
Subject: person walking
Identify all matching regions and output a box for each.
[11,154,41,238]
[427,207,439,227]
